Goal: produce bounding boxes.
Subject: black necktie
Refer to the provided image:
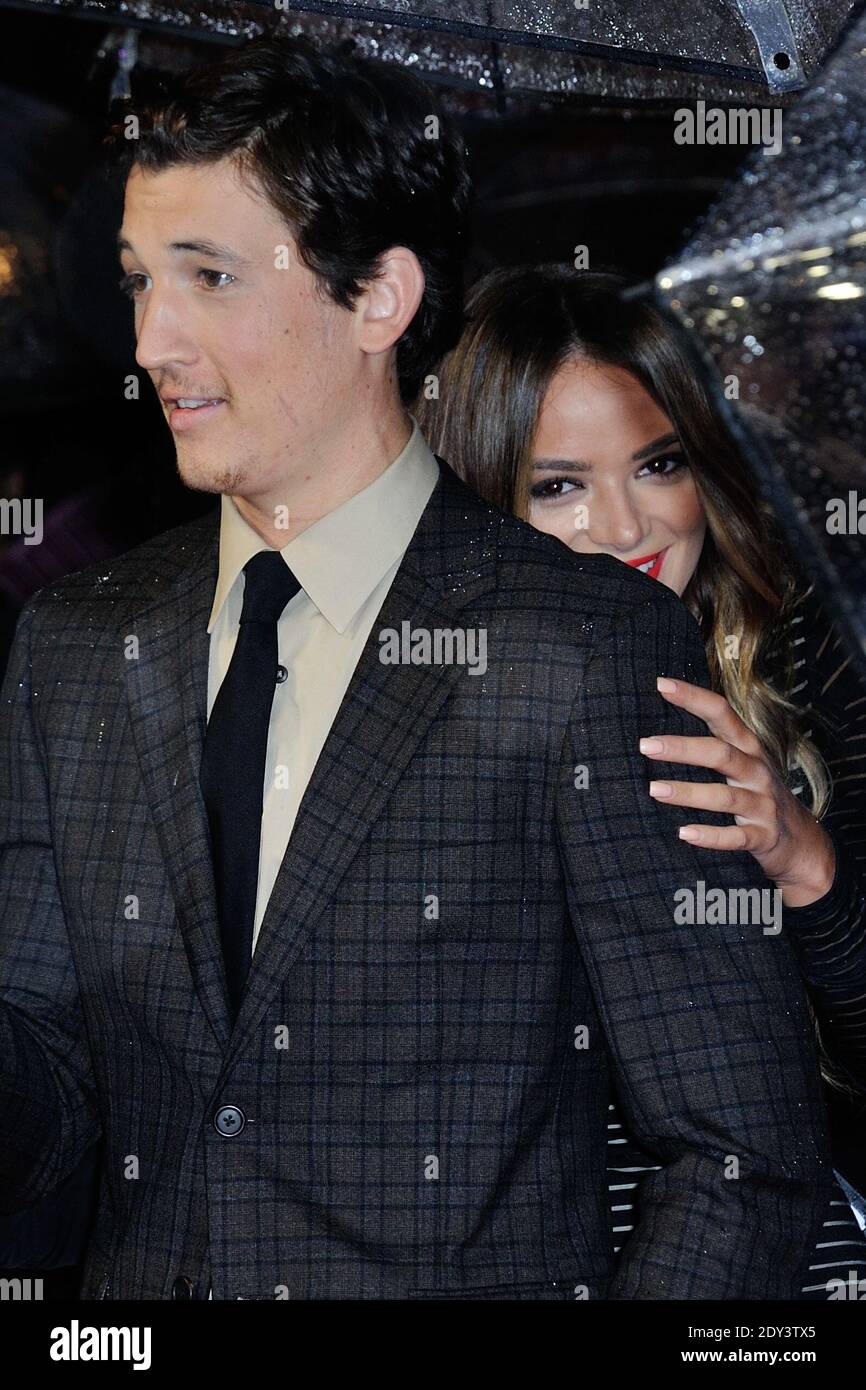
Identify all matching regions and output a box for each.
[200,549,301,1021]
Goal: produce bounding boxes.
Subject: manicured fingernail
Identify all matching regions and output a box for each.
[657,677,678,693]
[679,826,702,842]
[639,738,664,755]
[649,781,672,797]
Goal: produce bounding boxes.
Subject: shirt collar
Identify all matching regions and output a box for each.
[207,416,440,636]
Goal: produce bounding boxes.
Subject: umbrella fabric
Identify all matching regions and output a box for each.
[2,0,858,102]
[654,8,866,667]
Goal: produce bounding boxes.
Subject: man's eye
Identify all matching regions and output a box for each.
[529,477,582,500]
[197,268,236,290]
[118,272,147,299]
[116,268,236,298]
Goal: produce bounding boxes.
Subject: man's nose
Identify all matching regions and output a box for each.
[586,491,644,552]
[133,292,198,374]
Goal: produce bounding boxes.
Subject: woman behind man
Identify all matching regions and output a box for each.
[415,265,866,1296]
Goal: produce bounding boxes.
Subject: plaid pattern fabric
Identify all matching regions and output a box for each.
[0,457,835,1299]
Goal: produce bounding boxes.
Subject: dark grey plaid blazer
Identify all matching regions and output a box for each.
[0,456,835,1300]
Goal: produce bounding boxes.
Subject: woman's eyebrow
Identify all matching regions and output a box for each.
[533,458,592,473]
[533,433,682,474]
[632,432,680,461]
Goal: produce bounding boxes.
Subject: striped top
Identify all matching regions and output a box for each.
[607,586,866,1298]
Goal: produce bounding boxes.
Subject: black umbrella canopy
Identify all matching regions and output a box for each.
[655,6,866,666]
[1,0,860,102]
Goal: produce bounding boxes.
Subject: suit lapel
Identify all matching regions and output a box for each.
[123,505,233,1051]
[124,461,502,1063]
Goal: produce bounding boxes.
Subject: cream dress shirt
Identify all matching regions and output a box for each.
[205,416,439,962]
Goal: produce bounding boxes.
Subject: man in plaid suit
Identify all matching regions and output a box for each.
[0,35,834,1300]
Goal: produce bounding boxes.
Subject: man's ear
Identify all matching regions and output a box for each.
[354,247,425,358]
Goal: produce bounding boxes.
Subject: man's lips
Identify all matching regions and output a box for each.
[160,396,226,432]
[624,547,669,580]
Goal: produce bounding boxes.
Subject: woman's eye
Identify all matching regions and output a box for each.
[197,268,236,290]
[529,476,582,500]
[638,455,686,479]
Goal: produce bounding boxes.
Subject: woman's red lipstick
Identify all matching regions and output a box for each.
[625,547,668,580]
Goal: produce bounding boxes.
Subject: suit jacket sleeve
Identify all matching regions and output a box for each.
[0,599,101,1213]
[554,584,835,1299]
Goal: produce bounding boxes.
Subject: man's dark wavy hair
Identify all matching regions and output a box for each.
[103,35,472,403]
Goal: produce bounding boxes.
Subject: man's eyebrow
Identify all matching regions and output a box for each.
[116,234,252,267]
[533,458,592,473]
[632,431,680,461]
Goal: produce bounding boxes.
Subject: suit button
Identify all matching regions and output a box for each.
[214,1104,246,1136]
[276,664,288,683]
[172,1275,194,1300]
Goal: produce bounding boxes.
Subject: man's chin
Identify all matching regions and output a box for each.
[175,450,247,496]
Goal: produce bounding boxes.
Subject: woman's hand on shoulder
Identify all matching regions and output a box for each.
[640,676,836,907]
